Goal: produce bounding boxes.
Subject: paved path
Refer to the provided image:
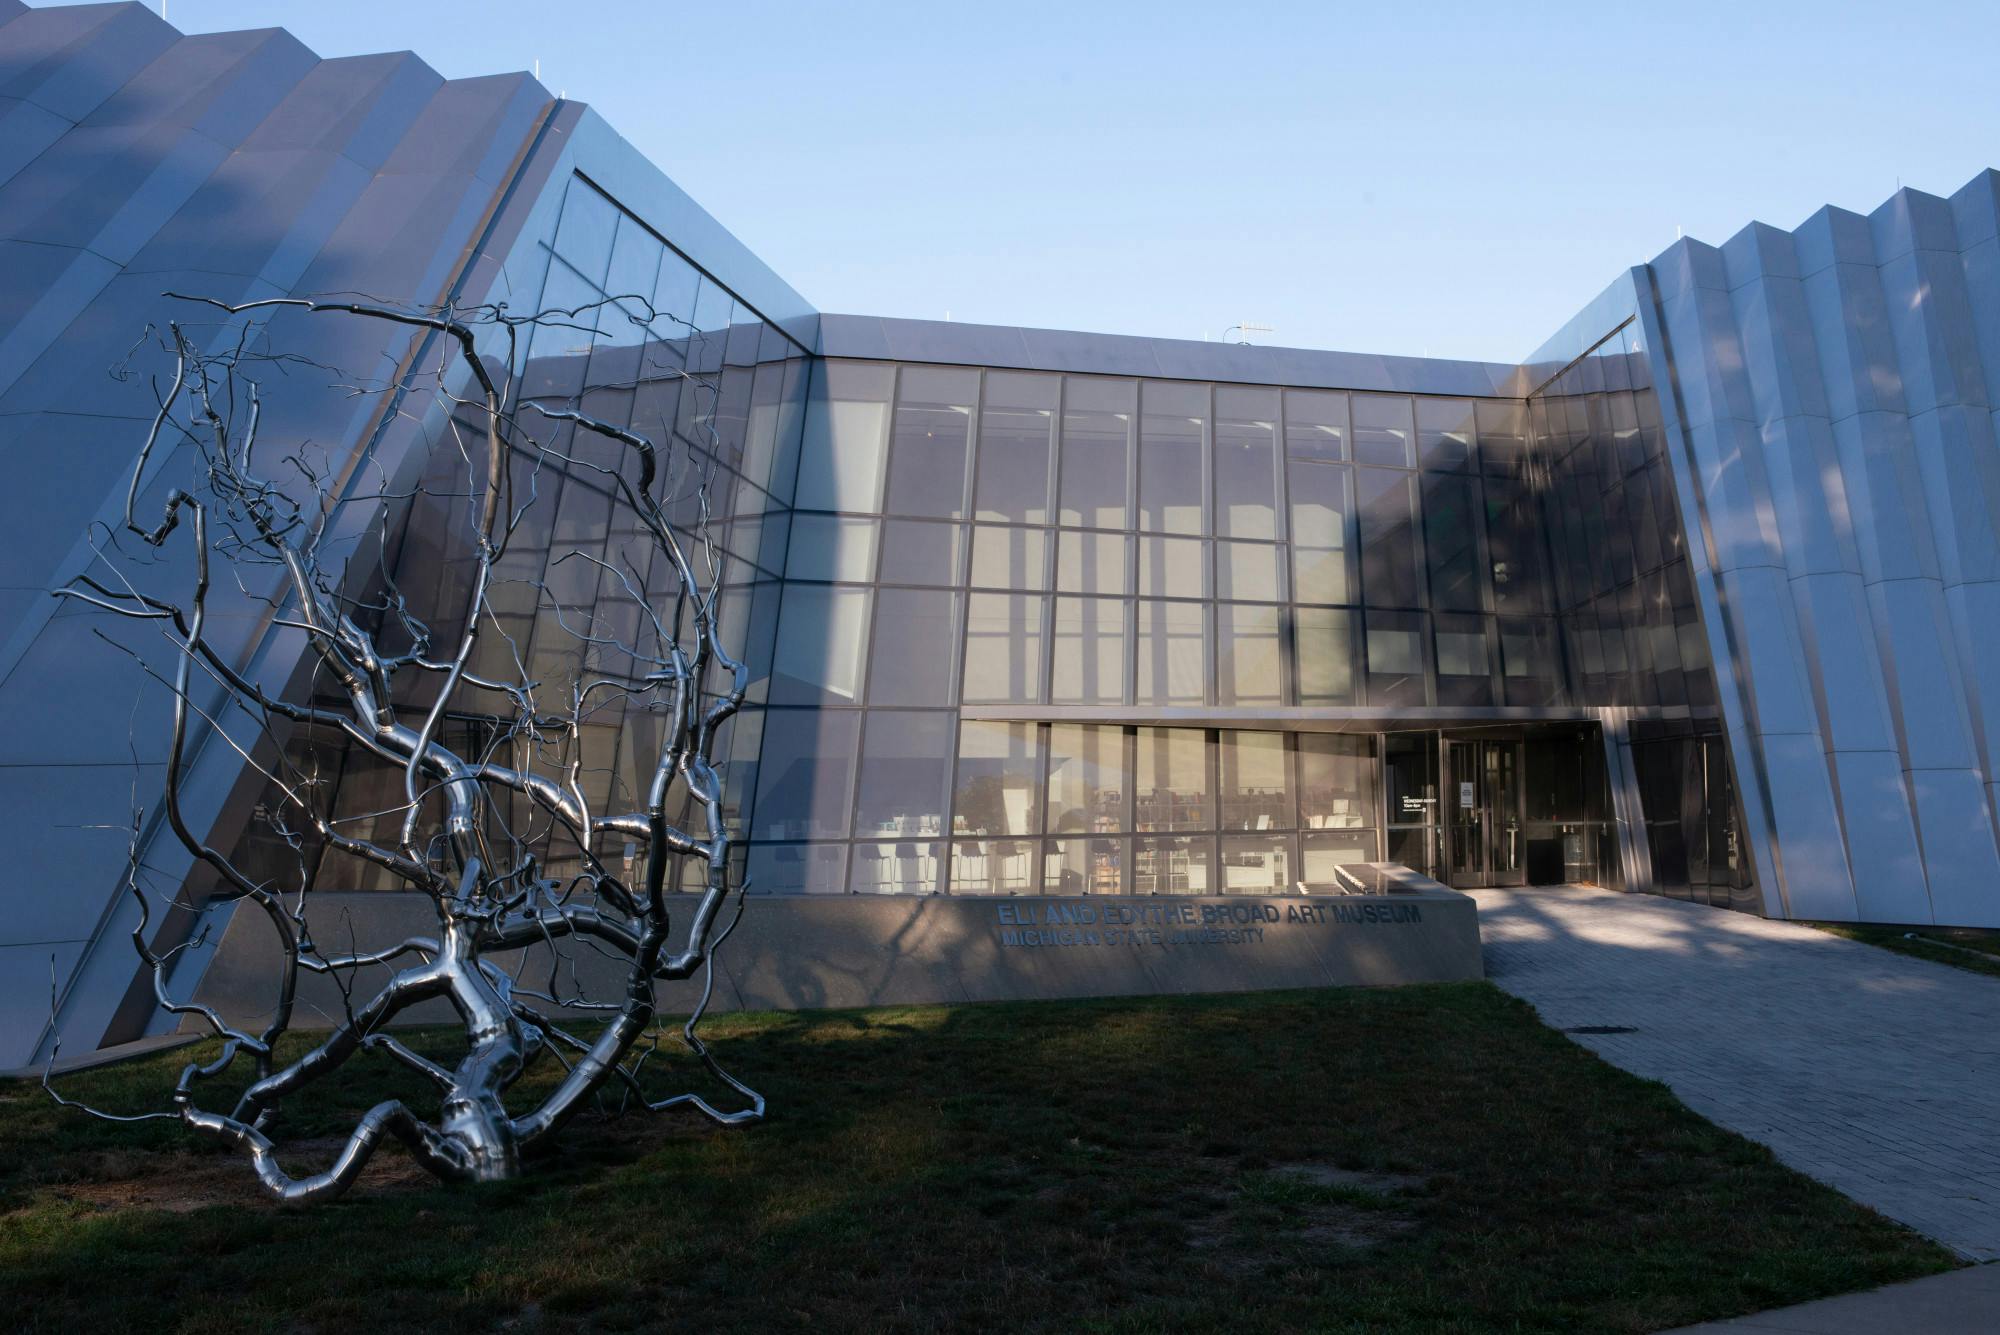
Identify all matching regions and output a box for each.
[1662,1262,2000,1333]
[1473,887,2000,1262]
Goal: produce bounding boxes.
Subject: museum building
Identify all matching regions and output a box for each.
[7,2,2000,1065]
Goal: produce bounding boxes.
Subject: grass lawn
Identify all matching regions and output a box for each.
[0,982,1954,1333]
[1809,922,2000,981]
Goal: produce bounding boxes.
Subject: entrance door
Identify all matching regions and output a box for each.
[1446,737,1527,887]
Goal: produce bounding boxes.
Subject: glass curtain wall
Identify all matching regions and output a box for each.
[750,358,1579,892]
[232,175,810,894]
[1528,320,1752,908]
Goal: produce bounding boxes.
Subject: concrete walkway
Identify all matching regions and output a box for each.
[1473,887,2000,1262]
[1662,1262,2000,1333]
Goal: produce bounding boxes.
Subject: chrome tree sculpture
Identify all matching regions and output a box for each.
[49,291,763,1200]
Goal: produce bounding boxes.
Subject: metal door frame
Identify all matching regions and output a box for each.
[1442,732,1528,888]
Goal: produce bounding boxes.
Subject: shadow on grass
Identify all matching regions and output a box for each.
[0,983,1957,1334]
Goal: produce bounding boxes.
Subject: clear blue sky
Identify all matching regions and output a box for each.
[92,1,2000,362]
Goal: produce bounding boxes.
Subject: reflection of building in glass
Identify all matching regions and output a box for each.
[10,2,2000,1064]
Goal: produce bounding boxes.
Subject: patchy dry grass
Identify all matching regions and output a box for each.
[0,983,1954,1333]
[1810,921,2000,981]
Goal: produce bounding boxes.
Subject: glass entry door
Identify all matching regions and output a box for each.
[1446,737,1526,887]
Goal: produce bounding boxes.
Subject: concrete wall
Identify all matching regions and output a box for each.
[189,889,1483,1029]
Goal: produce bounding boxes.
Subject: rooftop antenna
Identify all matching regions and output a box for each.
[1221,321,1273,346]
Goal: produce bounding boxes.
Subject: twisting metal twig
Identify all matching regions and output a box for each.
[46,291,765,1200]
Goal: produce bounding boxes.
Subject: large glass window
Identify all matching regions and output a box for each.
[884,367,977,519]
[1046,724,1129,834]
[1136,535,1208,598]
[1137,600,1206,706]
[1351,394,1416,467]
[1134,728,1210,831]
[1214,386,1280,539]
[1285,389,1347,461]
[852,710,954,838]
[1365,610,1429,707]
[1056,530,1130,595]
[1221,835,1291,895]
[1434,612,1496,707]
[1356,467,1425,608]
[785,515,877,583]
[1298,734,1374,831]
[1135,836,1212,894]
[770,585,869,706]
[1416,397,1476,472]
[877,520,963,587]
[1294,607,1358,705]
[974,371,1058,523]
[1217,540,1285,602]
[752,709,861,839]
[962,593,1043,702]
[1052,596,1126,704]
[796,362,892,512]
[950,838,1038,895]
[867,588,959,706]
[1218,603,1284,705]
[1476,399,1530,479]
[1290,460,1354,604]
[1138,381,1207,534]
[1422,471,1486,612]
[1047,837,1125,894]
[951,721,1042,836]
[1220,731,1292,830]
[970,525,1049,590]
[1058,377,1134,528]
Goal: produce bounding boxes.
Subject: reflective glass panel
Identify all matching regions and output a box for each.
[884,366,977,519]
[1214,386,1280,539]
[1136,600,1206,706]
[847,839,945,894]
[962,592,1044,702]
[751,709,860,839]
[1220,731,1293,830]
[770,585,869,705]
[974,371,1058,523]
[852,710,955,837]
[1217,603,1283,705]
[1217,540,1285,602]
[1298,734,1374,830]
[1046,836,1125,894]
[1138,380,1207,534]
[1435,612,1496,707]
[1352,394,1416,467]
[785,515,877,583]
[1356,467,1425,608]
[970,525,1049,590]
[877,520,963,587]
[1051,596,1126,704]
[1221,834,1291,894]
[868,588,959,705]
[1136,535,1208,598]
[1056,530,1130,595]
[1422,471,1486,612]
[1134,728,1210,832]
[1285,389,1348,460]
[745,841,847,894]
[796,362,892,512]
[1476,399,1530,479]
[951,721,1043,836]
[1416,397,1476,472]
[1134,836,1213,894]
[950,838,1038,894]
[1046,724,1129,833]
[1365,610,1429,706]
[1302,831,1374,881]
[1294,607,1357,705]
[1058,377,1134,527]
